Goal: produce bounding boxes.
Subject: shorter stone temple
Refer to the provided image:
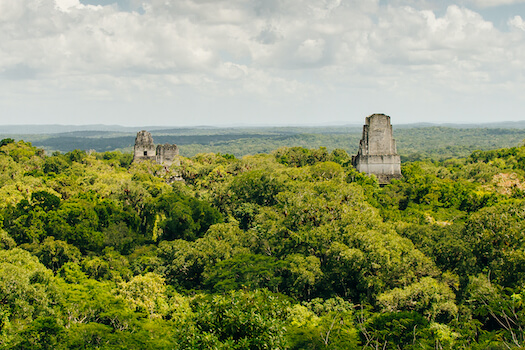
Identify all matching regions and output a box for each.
[352,114,402,184]
[133,130,180,166]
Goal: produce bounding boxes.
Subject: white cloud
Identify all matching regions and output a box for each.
[295,39,326,64]
[1,0,524,125]
[509,15,525,30]
[0,1,26,22]
[467,0,525,8]
[55,0,80,12]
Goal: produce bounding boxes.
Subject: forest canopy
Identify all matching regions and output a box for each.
[1,138,525,349]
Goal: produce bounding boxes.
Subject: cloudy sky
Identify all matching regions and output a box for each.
[1,0,524,126]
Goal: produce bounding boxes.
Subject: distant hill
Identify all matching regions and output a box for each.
[2,123,525,160]
[3,120,525,135]
[395,121,525,129]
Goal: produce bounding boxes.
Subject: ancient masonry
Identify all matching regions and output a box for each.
[133,114,400,182]
[133,130,180,166]
[352,114,402,184]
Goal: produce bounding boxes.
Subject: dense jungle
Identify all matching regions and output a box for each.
[1,136,525,349]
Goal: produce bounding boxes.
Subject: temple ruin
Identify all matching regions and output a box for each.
[133,130,180,166]
[352,114,402,184]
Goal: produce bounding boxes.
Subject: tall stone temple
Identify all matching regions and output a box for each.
[133,130,180,166]
[352,114,402,184]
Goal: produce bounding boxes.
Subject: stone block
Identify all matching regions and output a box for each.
[353,114,402,184]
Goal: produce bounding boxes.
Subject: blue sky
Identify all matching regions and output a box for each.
[1,0,524,126]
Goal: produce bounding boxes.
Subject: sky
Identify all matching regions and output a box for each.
[0,0,524,126]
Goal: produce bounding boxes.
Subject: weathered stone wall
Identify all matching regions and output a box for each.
[133,130,156,163]
[132,131,179,166]
[353,114,402,183]
[156,143,180,166]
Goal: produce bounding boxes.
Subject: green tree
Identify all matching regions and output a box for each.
[463,200,525,287]
[287,297,359,349]
[157,193,223,241]
[359,311,433,349]
[43,156,69,175]
[203,253,285,292]
[283,254,323,300]
[0,229,16,250]
[25,236,81,272]
[13,317,64,350]
[377,277,458,322]
[159,223,250,289]
[118,273,169,319]
[189,290,290,349]
[467,274,525,348]
[46,199,103,252]
[57,262,136,332]
[309,161,344,181]
[0,249,58,346]
[31,191,60,211]
[324,230,438,302]
[228,169,284,206]
[274,147,330,167]
[0,138,14,147]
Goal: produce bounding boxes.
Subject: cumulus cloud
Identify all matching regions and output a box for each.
[1,0,524,124]
[295,39,326,64]
[509,15,525,30]
[466,0,525,8]
[55,0,81,11]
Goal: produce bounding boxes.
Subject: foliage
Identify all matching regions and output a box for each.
[189,289,290,349]
[360,311,433,349]
[156,192,223,241]
[287,297,359,349]
[1,138,525,348]
[377,277,458,322]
